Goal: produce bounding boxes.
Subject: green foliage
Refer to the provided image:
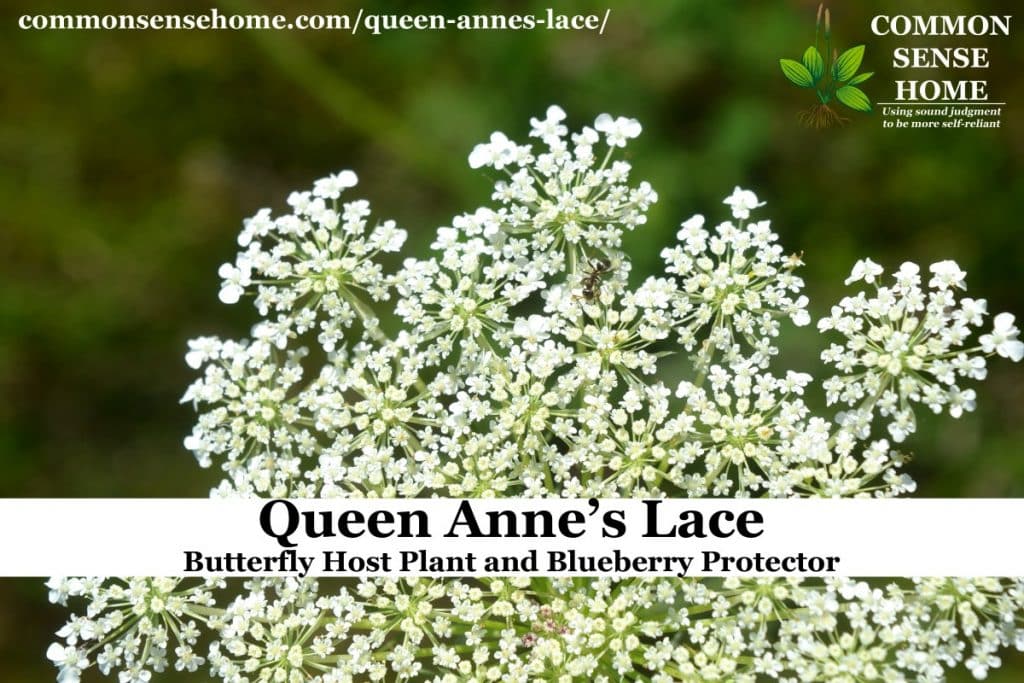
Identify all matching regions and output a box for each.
[780,58,814,87]
[833,44,865,82]
[836,85,872,112]
[802,46,825,81]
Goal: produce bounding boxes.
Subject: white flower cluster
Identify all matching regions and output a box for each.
[46,577,222,682]
[218,171,406,350]
[49,575,1024,682]
[49,108,1024,682]
[820,259,1023,442]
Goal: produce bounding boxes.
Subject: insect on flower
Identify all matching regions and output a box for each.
[578,257,613,301]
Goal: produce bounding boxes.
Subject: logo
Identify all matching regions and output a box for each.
[780,4,873,128]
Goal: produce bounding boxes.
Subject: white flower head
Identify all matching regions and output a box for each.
[47,643,87,683]
[894,261,921,288]
[514,314,551,338]
[845,258,884,285]
[928,259,967,290]
[238,207,274,247]
[981,312,1024,361]
[312,170,358,199]
[594,113,641,147]
[676,214,705,240]
[722,186,765,219]
[790,297,811,327]
[184,336,221,369]
[468,132,516,169]
[529,105,568,142]
[217,260,251,304]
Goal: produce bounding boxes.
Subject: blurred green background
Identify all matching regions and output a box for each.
[1,0,1022,679]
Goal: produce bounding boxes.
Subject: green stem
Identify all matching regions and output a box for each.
[567,243,579,276]
[340,287,429,394]
[340,287,390,346]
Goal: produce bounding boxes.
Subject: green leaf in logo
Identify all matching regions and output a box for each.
[780,59,814,88]
[832,45,866,82]
[836,85,872,112]
[847,71,874,85]
[802,46,824,82]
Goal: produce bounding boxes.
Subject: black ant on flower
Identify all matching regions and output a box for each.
[578,257,614,301]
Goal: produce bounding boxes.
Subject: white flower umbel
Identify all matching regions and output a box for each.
[47,578,221,681]
[818,260,1018,442]
[223,173,407,349]
[49,108,1024,682]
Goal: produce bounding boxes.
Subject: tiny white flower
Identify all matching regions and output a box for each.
[722,186,765,219]
[468,132,515,169]
[791,307,811,327]
[47,643,87,683]
[216,261,250,304]
[894,261,921,288]
[529,105,568,142]
[845,258,884,285]
[119,668,152,683]
[185,336,220,369]
[676,214,705,240]
[513,314,551,341]
[312,170,358,199]
[981,313,1024,362]
[594,113,642,147]
[928,259,967,290]
[237,207,274,247]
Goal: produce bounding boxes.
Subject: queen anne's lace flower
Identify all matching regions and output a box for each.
[47,578,221,682]
[722,186,766,220]
[222,174,406,348]
[818,260,1016,442]
[661,209,810,372]
[49,108,1024,682]
[981,312,1024,362]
